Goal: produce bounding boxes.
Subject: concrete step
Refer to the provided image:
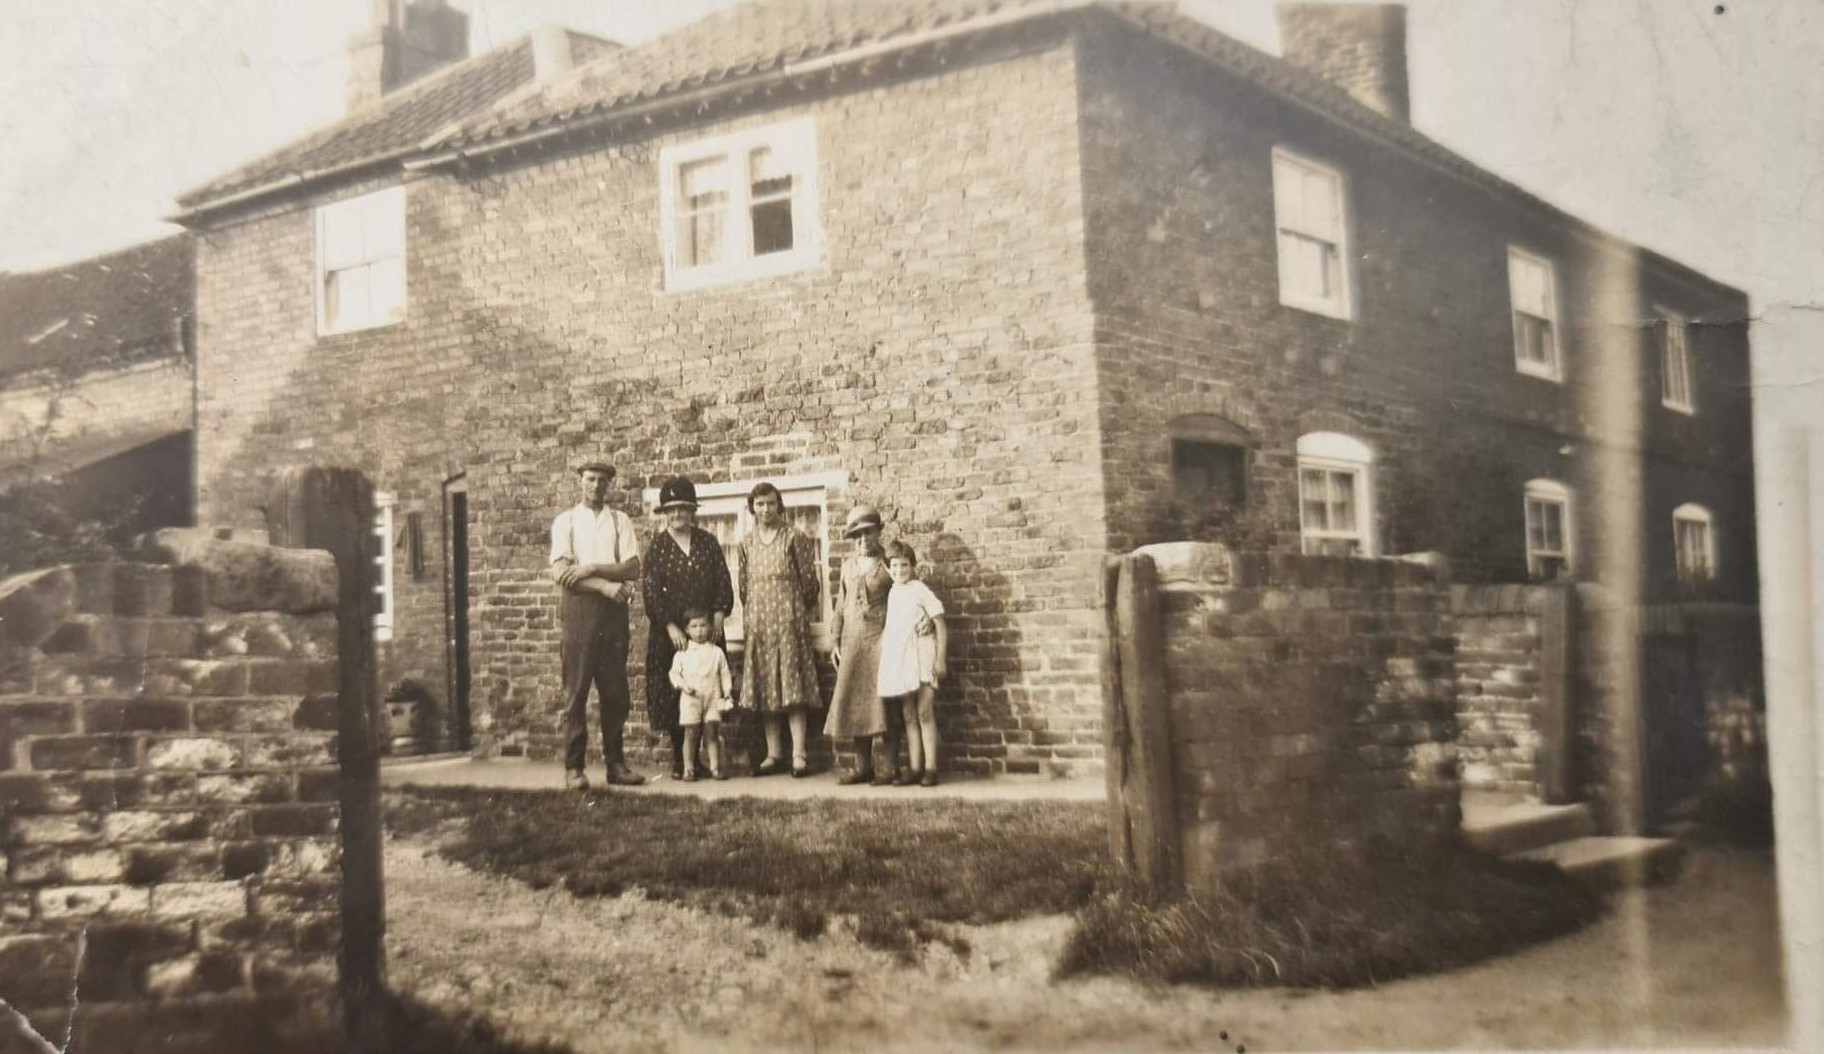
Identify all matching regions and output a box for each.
[1513,835,1685,890]
[1462,800,1598,856]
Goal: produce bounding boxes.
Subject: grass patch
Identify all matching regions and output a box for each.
[1058,839,1604,989]
[386,786,1111,958]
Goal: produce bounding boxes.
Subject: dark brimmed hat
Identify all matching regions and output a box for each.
[657,476,699,511]
[576,460,615,479]
[842,504,884,538]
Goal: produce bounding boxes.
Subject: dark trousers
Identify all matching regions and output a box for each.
[561,592,631,773]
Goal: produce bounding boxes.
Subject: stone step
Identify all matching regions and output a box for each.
[1461,800,1597,856]
[1513,835,1685,890]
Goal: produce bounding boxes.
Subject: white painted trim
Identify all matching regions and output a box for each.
[1653,304,1697,415]
[1522,478,1574,580]
[374,491,397,643]
[1295,432,1377,557]
[1507,245,1564,383]
[658,117,822,293]
[1271,145,1354,322]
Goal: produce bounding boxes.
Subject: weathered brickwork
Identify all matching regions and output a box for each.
[1074,18,1756,602]
[193,35,1107,774]
[0,558,340,1052]
[1141,543,1458,890]
[1449,585,1550,795]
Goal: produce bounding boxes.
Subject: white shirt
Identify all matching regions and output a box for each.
[550,503,639,571]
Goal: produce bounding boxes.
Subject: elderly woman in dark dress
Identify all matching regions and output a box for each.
[642,477,735,779]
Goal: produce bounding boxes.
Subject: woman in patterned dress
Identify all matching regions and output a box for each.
[825,505,900,785]
[642,476,735,780]
[737,481,823,777]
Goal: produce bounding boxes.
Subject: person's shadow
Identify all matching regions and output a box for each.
[923,531,1026,777]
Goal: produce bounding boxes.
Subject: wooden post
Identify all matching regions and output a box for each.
[1537,584,1576,804]
[1099,557,1132,871]
[1110,553,1180,896]
[269,467,385,1048]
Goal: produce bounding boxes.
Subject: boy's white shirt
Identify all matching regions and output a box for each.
[669,640,734,708]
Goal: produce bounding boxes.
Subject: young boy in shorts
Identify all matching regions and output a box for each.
[668,609,734,780]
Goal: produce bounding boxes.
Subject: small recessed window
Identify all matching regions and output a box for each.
[1296,432,1376,556]
[316,186,406,335]
[1655,307,1695,413]
[1172,440,1248,510]
[1523,479,1573,580]
[661,118,821,291]
[1273,148,1352,320]
[1508,248,1562,381]
[1673,503,1716,583]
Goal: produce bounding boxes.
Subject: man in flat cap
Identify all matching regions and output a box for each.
[550,460,644,789]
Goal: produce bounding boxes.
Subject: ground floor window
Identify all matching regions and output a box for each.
[643,471,842,649]
[1673,503,1716,583]
[1523,479,1573,581]
[1296,432,1376,556]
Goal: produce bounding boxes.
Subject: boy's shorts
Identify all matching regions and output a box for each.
[679,691,726,727]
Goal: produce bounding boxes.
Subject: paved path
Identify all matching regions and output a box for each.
[381,755,1107,803]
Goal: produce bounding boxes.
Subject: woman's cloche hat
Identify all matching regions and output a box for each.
[656,476,700,512]
[842,504,884,538]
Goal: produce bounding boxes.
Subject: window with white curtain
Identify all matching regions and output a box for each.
[1296,432,1376,556]
[1673,503,1716,582]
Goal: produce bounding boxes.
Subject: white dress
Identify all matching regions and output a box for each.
[876,579,944,698]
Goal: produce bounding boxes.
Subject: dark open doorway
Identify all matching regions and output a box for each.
[445,477,473,752]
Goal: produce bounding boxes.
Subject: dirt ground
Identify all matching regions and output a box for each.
[383,835,1788,1054]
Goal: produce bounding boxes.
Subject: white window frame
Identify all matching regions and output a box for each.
[373,491,396,643]
[1295,432,1377,556]
[659,118,822,292]
[1655,305,1696,414]
[641,471,844,651]
[1272,147,1353,321]
[1523,479,1574,581]
[1507,247,1563,382]
[315,186,407,336]
[1673,503,1717,583]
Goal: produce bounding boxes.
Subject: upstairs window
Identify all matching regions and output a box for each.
[1508,248,1561,381]
[1523,479,1573,580]
[1296,432,1376,556]
[316,186,406,335]
[661,118,821,291]
[1272,148,1352,319]
[1656,307,1695,413]
[1673,503,1717,583]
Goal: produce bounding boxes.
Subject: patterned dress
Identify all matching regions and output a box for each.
[824,553,893,739]
[737,525,822,713]
[642,527,735,733]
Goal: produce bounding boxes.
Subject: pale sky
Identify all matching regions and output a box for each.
[1,0,1820,321]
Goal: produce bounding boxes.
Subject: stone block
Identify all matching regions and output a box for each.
[0,567,76,649]
[9,811,102,846]
[194,698,297,734]
[248,804,336,838]
[246,660,337,696]
[140,530,337,614]
[30,734,138,772]
[291,694,339,732]
[64,848,126,884]
[125,844,223,885]
[36,884,152,920]
[294,767,338,802]
[142,660,251,698]
[146,737,240,771]
[114,563,176,617]
[71,562,116,615]
[240,735,335,769]
[220,842,272,880]
[0,933,80,1008]
[152,881,248,919]
[81,698,193,733]
[196,772,294,805]
[0,772,60,812]
[103,810,208,844]
[144,951,246,998]
[76,921,193,1001]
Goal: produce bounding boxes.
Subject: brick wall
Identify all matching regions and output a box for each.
[1449,585,1552,795]
[1137,542,1458,892]
[0,553,341,1052]
[1075,16,1756,603]
[191,33,1109,774]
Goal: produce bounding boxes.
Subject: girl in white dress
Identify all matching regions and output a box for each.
[876,541,949,786]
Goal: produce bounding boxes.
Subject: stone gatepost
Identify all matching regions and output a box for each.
[0,536,342,1052]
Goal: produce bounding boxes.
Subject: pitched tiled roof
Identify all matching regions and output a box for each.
[177,30,613,210]
[444,0,1062,149]
[0,235,193,383]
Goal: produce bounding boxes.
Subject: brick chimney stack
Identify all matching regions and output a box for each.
[1277,4,1411,124]
[347,0,471,111]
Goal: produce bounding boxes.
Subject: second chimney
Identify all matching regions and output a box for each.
[1278,4,1410,124]
[348,0,471,111]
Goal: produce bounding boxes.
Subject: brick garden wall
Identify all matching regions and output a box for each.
[1135,543,1459,892]
[1074,16,1757,602]
[1449,585,1552,795]
[0,553,341,1052]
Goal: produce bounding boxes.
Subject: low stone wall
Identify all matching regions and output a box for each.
[1449,585,1551,795]
[0,545,342,1051]
[1129,543,1459,892]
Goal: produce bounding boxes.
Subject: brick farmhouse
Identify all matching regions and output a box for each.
[171,0,1755,781]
